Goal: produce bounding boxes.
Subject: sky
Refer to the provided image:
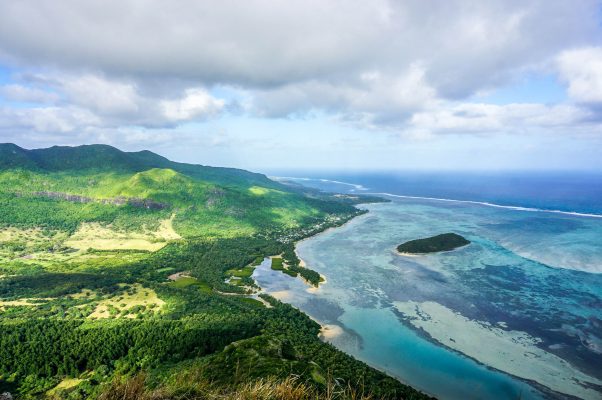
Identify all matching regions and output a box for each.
[0,0,601,172]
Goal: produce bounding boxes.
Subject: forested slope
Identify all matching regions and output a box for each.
[0,144,430,399]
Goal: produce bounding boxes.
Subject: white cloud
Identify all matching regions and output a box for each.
[0,72,225,136]
[60,75,141,116]
[252,63,437,123]
[0,106,99,134]
[49,73,224,126]
[0,1,598,95]
[558,47,602,104]
[0,84,60,103]
[407,102,595,136]
[0,0,601,142]
[161,89,224,122]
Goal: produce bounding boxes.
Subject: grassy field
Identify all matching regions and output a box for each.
[65,217,180,252]
[88,284,165,319]
[271,257,284,271]
[168,275,212,294]
[226,265,256,278]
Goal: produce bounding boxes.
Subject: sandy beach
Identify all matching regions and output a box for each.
[319,324,344,340]
[269,290,292,301]
[394,250,421,257]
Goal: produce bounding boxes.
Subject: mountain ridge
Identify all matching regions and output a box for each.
[0,143,279,189]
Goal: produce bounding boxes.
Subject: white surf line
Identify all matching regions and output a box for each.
[271,176,368,191]
[368,192,602,219]
[271,176,602,219]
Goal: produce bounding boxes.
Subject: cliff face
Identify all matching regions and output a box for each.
[23,191,169,210]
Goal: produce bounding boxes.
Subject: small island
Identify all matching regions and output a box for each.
[397,233,470,254]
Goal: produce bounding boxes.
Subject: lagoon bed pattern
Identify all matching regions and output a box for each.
[254,199,602,400]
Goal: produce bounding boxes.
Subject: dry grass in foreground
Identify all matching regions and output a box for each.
[97,373,379,400]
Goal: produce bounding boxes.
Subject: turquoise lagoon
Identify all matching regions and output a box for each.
[253,197,602,400]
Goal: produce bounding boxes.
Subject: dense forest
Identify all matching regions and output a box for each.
[396,233,470,254]
[0,144,431,399]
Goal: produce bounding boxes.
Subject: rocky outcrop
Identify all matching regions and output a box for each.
[21,191,168,210]
[206,187,226,207]
[126,198,168,210]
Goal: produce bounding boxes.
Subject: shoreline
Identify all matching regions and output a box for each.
[368,192,602,219]
[293,204,375,288]
[256,194,602,400]
[260,204,375,335]
[256,199,501,398]
[273,176,602,219]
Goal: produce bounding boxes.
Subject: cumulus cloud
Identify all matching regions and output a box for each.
[0,106,99,134]
[0,84,60,103]
[407,102,594,137]
[59,75,142,116]
[161,89,224,122]
[557,47,602,104]
[0,72,225,137]
[1,1,598,91]
[0,0,601,140]
[253,63,437,122]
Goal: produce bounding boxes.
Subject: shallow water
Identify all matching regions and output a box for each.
[253,198,602,400]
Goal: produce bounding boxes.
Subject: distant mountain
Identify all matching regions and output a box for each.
[0,143,279,189]
[0,143,369,240]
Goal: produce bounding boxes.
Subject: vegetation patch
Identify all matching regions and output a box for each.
[0,298,49,311]
[169,275,212,294]
[226,265,255,279]
[397,232,470,254]
[271,257,284,271]
[169,276,199,288]
[47,377,83,397]
[88,284,165,319]
[0,227,69,259]
[238,297,265,308]
[249,186,272,195]
[65,218,179,252]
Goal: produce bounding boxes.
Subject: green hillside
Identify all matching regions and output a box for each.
[0,144,429,399]
[0,143,363,238]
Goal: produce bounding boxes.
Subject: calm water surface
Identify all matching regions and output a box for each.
[254,192,602,400]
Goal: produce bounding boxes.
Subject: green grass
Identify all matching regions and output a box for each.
[197,281,212,294]
[282,269,298,277]
[271,257,284,271]
[227,265,255,278]
[271,257,297,277]
[238,297,265,307]
[168,276,212,294]
[251,256,264,266]
[168,277,200,288]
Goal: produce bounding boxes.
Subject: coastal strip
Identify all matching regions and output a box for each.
[368,192,602,219]
[292,207,371,288]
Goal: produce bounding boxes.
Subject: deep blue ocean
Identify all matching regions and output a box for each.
[254,171,602,400]
[269,171,602,215]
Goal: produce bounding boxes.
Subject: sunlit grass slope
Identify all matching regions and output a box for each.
[0,143,349,239]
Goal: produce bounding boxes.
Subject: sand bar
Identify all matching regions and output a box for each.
[394,300,602,400]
